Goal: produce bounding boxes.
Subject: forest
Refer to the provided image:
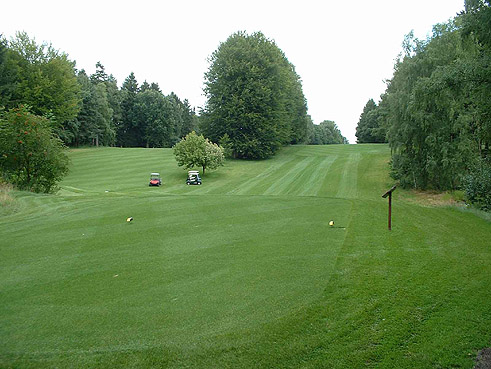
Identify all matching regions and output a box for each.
[355,0,490,209]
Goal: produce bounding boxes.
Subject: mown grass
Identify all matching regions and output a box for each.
[1,144,490,368]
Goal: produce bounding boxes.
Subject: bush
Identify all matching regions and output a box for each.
[462,158,491,211]
[0,106,69,193]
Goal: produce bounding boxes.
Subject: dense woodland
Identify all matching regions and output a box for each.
[355,0,490,209]
[0,32,199,149]
[0,31,346,155]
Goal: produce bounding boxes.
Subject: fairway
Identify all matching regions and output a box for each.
[1,145,490,368]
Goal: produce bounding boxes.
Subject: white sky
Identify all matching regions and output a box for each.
[2,0,464,143]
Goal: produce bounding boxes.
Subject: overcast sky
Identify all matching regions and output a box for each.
[2,0,465,143]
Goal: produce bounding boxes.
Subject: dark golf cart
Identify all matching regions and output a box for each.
[149,172,162,186]
[186,170,202,185]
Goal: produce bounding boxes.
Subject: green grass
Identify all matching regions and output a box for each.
[1,144,490,368]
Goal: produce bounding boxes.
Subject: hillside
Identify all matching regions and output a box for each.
[1,145,490,368]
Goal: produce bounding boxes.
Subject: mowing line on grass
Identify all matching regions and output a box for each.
[263,156,316,196]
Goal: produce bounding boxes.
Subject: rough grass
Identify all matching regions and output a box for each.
[1,144,490,368]
[0,182,19,216]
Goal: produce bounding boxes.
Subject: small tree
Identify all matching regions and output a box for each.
[0,106,69,193]
[173,131,224,174]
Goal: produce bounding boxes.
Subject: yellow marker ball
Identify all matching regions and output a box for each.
[126,217,133,222]
[329,220,334,227]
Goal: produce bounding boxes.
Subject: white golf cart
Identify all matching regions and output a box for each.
[186,170,202,185]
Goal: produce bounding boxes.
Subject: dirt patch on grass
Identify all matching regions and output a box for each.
[405,189,465,208]
[475,348,491,369]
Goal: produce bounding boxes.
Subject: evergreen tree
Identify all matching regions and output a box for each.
[118,72,140,146]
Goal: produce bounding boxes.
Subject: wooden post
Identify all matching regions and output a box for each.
[382,185,397,231]
[388,192,392,230]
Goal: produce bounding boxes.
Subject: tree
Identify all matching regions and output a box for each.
[90,61,108,84]
[383,11,491,192]
[136,89,175,148]
[0,35,18,109]
[309,120,348,145]
[71,70,115,147]
[5,32,81,142]
[118,72,140,146]
[0,106,69,193]
[173,131,224,174]
[355,99,386,143]
[201,31,309,159]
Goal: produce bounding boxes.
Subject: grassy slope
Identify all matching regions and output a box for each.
[1,145,490,368]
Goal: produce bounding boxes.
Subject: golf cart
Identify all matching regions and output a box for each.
[149,172,162,186]
[186,170,202,185]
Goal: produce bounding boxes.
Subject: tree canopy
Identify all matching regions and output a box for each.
[356,1,490,197]
[201,31,310,159]
[173,131,224,174]
[309,120,348,145]
[1,32,81,142]
[0,106,69,193]
[355,99,387,143]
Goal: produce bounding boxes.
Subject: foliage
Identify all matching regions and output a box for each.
[0,32,201,150]
[355,99,387,143]
[2,32,81,142]
[462,158,491,210]
[201,31,309,159]
[70,70,115,147]
[0,35,18,109]
[382,8,491,190]
[173,131,224,174]
[0,106,69,193]
[309,120,348,145]
[115,73,197,148]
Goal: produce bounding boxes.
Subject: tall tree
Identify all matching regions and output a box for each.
[5,32,81,142]
[136,90,174,147]
[90,61,108,84]
[385,12,490,191]
[201,31,309,159]
[0,35,19,108]
[355,99,387,143]
[118,72,140,146]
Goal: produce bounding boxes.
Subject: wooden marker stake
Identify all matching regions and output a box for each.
[382,185,397,231]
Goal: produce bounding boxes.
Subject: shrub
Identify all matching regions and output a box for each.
[462,158,491,211]
[0,106,69,193]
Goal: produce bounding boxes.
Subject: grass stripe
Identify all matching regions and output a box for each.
[262,156,316,195]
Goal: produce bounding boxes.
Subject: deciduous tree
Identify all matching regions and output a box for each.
[0,106,69,193]
[201,31,308,159]
[173,131,224,174]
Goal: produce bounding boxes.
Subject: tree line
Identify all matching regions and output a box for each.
[0,32,198,149]
[1,30,348,193]
[354,0,490,210]
[1,31,346,155]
